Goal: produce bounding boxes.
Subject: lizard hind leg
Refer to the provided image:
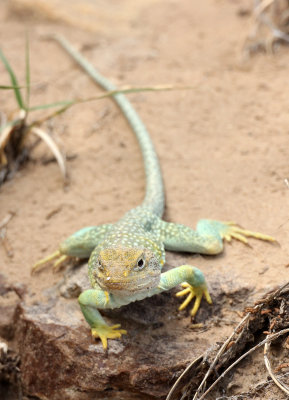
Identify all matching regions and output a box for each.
[31,250,69,275]
[31,224,113,275]
[212,220,275,244]
[195,219,275,250]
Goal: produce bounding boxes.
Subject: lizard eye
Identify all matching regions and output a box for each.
[135,257,145,271]
[97,259,104,272]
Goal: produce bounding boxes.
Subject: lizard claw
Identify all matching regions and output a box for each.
[31,250,70,274]
[219,222,275,244]
[176,282,212,317]
[91,324,127,349]
[52,254,70,273]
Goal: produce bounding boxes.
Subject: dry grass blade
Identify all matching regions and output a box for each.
[166,355,203,400]
[167,282,289,400]
[243,0,289,57]
[198,328,289,400]
[31,127,67,180]
[28,84,194,119]
[0,110,26,163]
[264,340,289,395]
[0,41,69,185]
[0,124,14,164]
[191,314,251,400]
[0,212,15,257]
[254,0,275,17]
[0,212,15,230]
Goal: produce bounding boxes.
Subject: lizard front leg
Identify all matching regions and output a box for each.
[32,224,112,274]
[79,266,211,348]
[78,289,127,349]
[149,265,212,317]
[158,220,274,255]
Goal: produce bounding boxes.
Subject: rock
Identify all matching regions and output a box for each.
[15,263,254,400]
[0,339,20,399]
[15,263,202,399]
[0,274,23,340]
[59,263,90,299]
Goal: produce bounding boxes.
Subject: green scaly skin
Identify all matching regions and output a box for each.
[32,36,275,349]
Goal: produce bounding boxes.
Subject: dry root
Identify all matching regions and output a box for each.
[243,0,289,58]
[167,282,289,400]
[0,109,67,186]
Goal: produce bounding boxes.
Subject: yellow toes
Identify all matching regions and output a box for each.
[243,230,274,243]
[230,232,248,244]
[222,222,275,244]
[91,324,127,349]
[110,324,127,336]
[190,295,202,317]
[52,255,69,272]
[99,334,108,349]
[31,250,61,275]
[224,234,232,242]
[232,226,272,239]
[176,283,212,317]
[222,221,237,226]
[175,287,191,297]
[31,250,71,275]
[203,287,213,304]
[178,292,194,311]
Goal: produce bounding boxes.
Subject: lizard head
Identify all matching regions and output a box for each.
[88,247,161,296]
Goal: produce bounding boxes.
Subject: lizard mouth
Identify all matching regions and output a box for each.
[96,273,160,294]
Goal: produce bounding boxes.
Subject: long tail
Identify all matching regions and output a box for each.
[52,35,165,217]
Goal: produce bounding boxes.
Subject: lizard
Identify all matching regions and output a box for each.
[32,35,275,349]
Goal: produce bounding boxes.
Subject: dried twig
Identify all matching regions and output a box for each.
[254,0,275,16]
[192,314,251,400]
[264,339,289,395]
[198,328,289,400]
[167,282,289,400]
[30,127,67,180]
[0,212,15,257]
[0,212,15,230]
[166,355,203,400]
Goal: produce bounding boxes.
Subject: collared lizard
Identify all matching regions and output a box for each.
[32,35,274,349]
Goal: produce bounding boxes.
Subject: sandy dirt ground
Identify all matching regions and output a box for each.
[1,0,289,399]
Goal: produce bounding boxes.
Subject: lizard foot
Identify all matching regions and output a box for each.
[91,324,127,349]
[31,250,70,275]
[218,221,275,244]
[176,282,212,317]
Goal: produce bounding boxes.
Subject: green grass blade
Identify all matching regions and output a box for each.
[0,85,23,90]
[28,85,190,112]
[28,100,75,111]
[0,48,25,109]
[27,84,192,126]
